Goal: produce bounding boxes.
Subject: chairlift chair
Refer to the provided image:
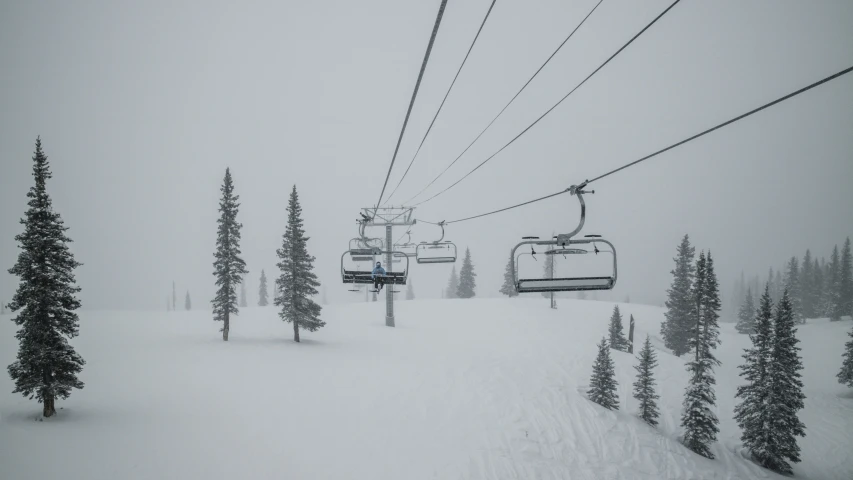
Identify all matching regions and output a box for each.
[510,186,617,293]
[341,250,409,286]
[415,222,458,264]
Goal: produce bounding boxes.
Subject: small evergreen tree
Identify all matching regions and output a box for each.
[499,254,518,297]
[680,250,721,459]
[838,323,853,388]
[735,287,756,334]
[211,168,248,341]
[185,290,192,311]
[662,234,696,356]
[840,237,852,318]
[258,269,269,306]
[240,280,248,308]
[406,280,415,300]
[446,266,459,299]
[6,137,85,417]
[763,289,806,474]
[275,186,324,342]
[734,284,774,468]
[828,245,842,321]
[608,305,627,351]
[457,248,477,299]
[783,256,803,323]
[800,250,815,320]
[633,336,660,426]
[587,337,619,410]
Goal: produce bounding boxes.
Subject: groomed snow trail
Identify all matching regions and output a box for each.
[1,299,850,480]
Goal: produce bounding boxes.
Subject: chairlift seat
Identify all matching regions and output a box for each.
[516,276,615,293]
[415,242,457,264]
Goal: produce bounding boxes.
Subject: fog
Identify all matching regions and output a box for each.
[1,0,852,313]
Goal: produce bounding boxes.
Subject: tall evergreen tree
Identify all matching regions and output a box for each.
[838,323,853,388]
[735,287,756,334]
[211,168,248,341]
[587,337,619,410]
[185,290,192,311]
[457,248,477,299]
[275,186,324,342]
[828,245,842,321]
[499,254,518,297]
[813,256,827,317]
[446,266,459,299]
[406,280,415,300]
[258,269,269,306]
[800,250,814,320]
[6,137,85,417]
[840,237,852,318]
[680,250,721,459]
[633,336,660,426]
[762,290,807,474]
[608,305,627,351]
[783,256,803,323]
[734,285,774,468]
[662,234,696,356]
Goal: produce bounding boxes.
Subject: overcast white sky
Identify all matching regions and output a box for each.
[1,0,852,313]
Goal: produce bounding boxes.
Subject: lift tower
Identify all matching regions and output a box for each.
[361,207,416,327]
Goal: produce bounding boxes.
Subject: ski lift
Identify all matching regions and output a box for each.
[341,250,409,286]
[415,222,457,264]
[511,186,617,293]
[393,230,418,258]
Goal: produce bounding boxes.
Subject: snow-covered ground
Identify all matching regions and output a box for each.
[1,298,851,480]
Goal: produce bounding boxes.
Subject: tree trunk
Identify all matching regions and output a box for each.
[223,311,230,341]
[43,394,56,417]
[293,320,300,343]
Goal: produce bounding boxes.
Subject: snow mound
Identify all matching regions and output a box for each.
[1,299,851,479]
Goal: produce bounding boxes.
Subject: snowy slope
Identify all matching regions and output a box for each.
[0,299,851,480]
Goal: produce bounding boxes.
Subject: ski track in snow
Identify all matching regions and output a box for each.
[0,299,851,480]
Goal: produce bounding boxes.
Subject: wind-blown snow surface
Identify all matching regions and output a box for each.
[1,299,851,480]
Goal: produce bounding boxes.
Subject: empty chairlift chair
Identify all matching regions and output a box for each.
[415,222,458,264]
[511,186,617,293]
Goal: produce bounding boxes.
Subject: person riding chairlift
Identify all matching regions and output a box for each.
[371,261,386,292]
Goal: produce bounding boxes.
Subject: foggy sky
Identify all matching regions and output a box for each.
[1,0,852,313]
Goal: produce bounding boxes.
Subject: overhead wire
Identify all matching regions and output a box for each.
[410,0,682,207]
[383,0,499,206]
[402,0,605,206]
[417,64,853,225]
[375,0,449,209]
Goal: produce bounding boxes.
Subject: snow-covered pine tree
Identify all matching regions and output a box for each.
[406,280,415,300]
[800,250,814,320]
[633,335,660,426]
[680,250,721,459]
[838,323,853,388]
[172,281,177,311]
[813,256,827,317]
[774,269,783,304]
[185,290,192,311]
[211,168,248,341]
[766,267,776,303]
[734,284,774,468]
[662,234,696,356]
[457,247,477,299]
[608,305,627,351]
[446,266,459,299]
[840,237,852,318]
[763,289,807,474]
[735,286,756,334]
[587,337,619,410]
[275,186,324,342]
[828,245,842,321]
[6,137,85,417]
[783,256,803,323]
[258,269,269,306]
[499,254,518,297]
